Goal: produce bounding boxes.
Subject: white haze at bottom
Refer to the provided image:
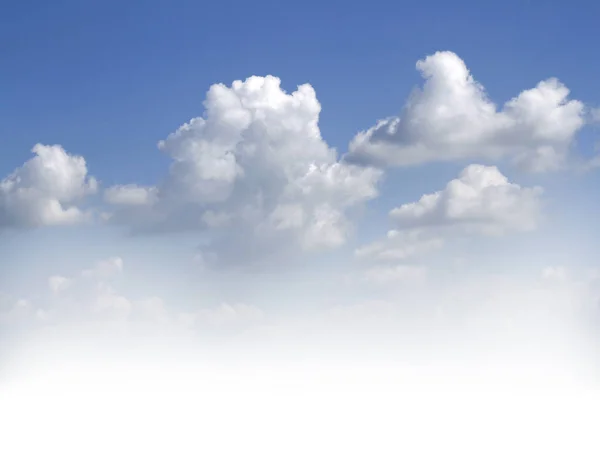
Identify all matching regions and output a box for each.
[1,334,598,475]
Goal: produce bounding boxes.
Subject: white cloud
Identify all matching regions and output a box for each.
[90,282,133,320]
[186,303,265,332]
[541,265,569,283]
[362,264,427,285]
[103,185,158,206]
[390,164,543,235]
[346,51,585,172]
[355,229,444,261]
[6,258,131,325]
[1,256,270,339]
[354,165,543,275]
[81,257,124,280]
[0,144,97,228]
[48,275,72,295]
[201,210,233,228]
[104,76,382,266]
[2,252,598,390]
[0,298,47,323]
[130,297,171,325]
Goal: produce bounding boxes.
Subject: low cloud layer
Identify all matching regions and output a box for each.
[1,255,597,383]
[355,164,543,287]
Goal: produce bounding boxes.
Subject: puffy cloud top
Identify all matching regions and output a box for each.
[104,76,382,266]
[346,51,585,172]
[390,164,543,234]
[0,144,97,228]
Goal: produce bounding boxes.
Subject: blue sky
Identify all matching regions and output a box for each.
[3,0,600,178]
[0,1,598,230]
[3,0,600,233]
[2,3,600,472]
[1,0,600,378]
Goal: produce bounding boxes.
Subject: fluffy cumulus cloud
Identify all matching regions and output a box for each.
[0,144,97,228]
[103,76,382,266]
[346,51,585,172]
[353,164,543,284]
[391,164,542,234]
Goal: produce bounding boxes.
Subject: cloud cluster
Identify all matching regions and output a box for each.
[346,51,585,172]
[103,76,382,266]
[0,144,97,228]
[0,257,267,339]
[0,50,594,271]
[355,164,543,283]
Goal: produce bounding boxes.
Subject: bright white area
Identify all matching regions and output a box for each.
[1,346,598,475]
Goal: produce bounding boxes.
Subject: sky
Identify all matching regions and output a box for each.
[1,0,600,473]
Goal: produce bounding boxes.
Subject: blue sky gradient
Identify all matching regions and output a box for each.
[2,4,600,471]
[1,0,599,383]
[3,0,600,177]
[2,1,600,248]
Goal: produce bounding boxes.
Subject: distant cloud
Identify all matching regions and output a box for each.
[346,51,585,172]
[355,229,444,262]
[2,256,268,336]
[103,185,158,206]
[81,257,124,280]
[541,265,569,283]
[390,164,543,234]
[48,275,72,295]
[356,164,543,274]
